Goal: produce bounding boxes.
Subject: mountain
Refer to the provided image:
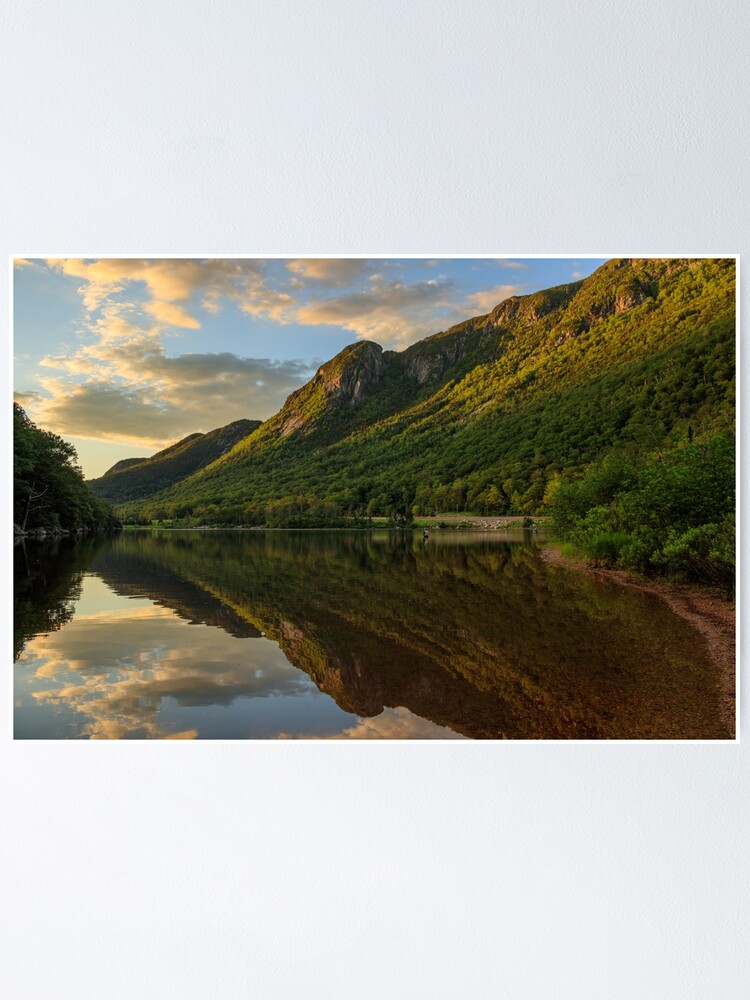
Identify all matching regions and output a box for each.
[114,258,735,525]
[88,418,262,503]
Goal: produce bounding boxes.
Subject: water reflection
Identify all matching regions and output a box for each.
[14,530,730,739]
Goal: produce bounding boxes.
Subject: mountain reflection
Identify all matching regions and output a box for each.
[14,530,730,739]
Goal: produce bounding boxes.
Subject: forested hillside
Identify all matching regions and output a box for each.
[113,258,734,530]
[14,404,119,535]
[88,418,261,503]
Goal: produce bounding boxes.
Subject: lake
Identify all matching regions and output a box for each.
[13,528,730,740]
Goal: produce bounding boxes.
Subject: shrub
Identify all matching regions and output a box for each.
[570,505,629,567]
[653,515,735,593]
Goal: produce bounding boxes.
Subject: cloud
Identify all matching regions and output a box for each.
[38,257,523,354]
[572,270,583,280]
[13,390,44,407]
[43,257,333,331]
[32,380,188,445]
[39,258,531,347]
[495,259,530,270]
[464,284,524,314]
[292,274,526,346]
[237,288,298,322]
[14,257,37,269]
[32,349,312,448]
[145,300,202,329]
[334,707,467,739]
[46,257,270,320]
[286,258,369,285]
[294,277,465,348]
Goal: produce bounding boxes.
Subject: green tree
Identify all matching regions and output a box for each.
[14,404,120,534]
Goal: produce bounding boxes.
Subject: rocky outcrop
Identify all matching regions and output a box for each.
[615,280,649,313]
[318,340,387,403]
[14,523,92,539]
[277,341,389,436]
[406,333,469,385]
[490,282,581,327]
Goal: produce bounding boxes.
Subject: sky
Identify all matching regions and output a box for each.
[13,256,608,478]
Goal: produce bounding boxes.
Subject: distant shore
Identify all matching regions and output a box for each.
[118,515,550,532]
[541,546,736,738]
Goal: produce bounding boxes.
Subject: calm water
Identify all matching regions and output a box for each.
[14,529,729,740]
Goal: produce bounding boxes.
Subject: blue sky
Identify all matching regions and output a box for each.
[14,256,607,477]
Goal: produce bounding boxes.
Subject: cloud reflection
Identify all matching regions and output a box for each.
[17,603,318,739]
[276,706,467,740]
[15,569,476,740]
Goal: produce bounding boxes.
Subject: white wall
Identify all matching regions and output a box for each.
[1,2,747,997]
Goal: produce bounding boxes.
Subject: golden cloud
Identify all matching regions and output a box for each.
[238,288,297,322]
[46,258,269,318]
[464,284,523,314]
[287,258,369,285]
[145,300,201,329]
[24,290,313,448]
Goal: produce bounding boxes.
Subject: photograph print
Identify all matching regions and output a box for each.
[12,256,736,740]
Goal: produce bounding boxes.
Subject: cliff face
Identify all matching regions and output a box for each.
[398,281,585,389]
[404,328,474,385]
[277,341,390,437]
[316,340,388,404]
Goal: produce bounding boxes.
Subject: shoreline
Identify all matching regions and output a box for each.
[541,546,737,738]
[114,516,546,533]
